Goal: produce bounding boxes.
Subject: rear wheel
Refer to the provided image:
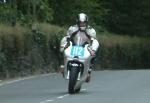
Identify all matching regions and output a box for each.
[68,66,79,94]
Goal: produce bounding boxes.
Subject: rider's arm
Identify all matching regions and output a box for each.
[91,38,99,52]
[86,27,97,39]
[67,25,79,37]
[86,27,99,55]
[60,25,78,52]
[60,36,68,52]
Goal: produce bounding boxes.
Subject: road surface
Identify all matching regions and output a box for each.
[0,70,150,103]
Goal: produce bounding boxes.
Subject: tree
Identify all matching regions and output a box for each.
[48,0,106,26]
[101,0,150,36]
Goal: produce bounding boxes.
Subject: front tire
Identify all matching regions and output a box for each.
[68,66,79,94]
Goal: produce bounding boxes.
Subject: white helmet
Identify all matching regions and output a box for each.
[77,13,88,31]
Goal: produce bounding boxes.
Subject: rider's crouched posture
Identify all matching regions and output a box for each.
[60,13,99,82]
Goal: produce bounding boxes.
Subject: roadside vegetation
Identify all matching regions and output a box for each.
[0,0,150,79]
[0,23,149,79]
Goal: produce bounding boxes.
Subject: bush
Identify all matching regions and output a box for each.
[0,23,149,79]
[0,23,66,78]
[97,34,150,69]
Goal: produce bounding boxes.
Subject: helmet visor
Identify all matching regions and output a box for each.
[79,21,86,27]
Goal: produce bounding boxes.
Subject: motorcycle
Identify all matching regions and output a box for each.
[63,33,92,94]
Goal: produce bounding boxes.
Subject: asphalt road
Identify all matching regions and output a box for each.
[0,70,150,103]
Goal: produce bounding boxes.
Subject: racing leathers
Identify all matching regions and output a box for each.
[60,24,99,71]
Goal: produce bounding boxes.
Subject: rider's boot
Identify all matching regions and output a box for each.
[85,59,95,83]
[59,65,65,77]
[85,68,92,83]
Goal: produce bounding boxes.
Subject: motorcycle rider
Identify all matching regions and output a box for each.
[60,13,99,82]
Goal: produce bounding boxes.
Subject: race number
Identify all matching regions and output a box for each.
[71,46,84,57]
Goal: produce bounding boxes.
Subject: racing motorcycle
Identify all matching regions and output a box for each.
[63,32,93,94]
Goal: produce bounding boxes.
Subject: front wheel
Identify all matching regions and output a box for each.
[68,66,79,94]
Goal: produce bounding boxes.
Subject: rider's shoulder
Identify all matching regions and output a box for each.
[68,25,78,30]
[87,25,95,30]
[86,26,96,33]
[86,25,96,38]
[67,25,78,35]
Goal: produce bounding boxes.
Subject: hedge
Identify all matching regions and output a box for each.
[0,23,149,79]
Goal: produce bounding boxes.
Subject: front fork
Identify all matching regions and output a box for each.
[66,70,81,80]
[66,61,84,80]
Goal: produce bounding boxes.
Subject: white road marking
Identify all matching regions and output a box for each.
[0,73,57,87]
[1,73,86,103]
[82,88,87,91]
[57,94,69,99]
[40,99,54,103]
[0,76,35,86]
[41,94,69,103]
[42,88,87,103]
[46,100,54,102]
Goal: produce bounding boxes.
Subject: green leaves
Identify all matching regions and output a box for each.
[1,0,150,35]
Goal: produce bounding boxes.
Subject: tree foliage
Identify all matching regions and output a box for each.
[102,0,150,36]
[0,0,150,36]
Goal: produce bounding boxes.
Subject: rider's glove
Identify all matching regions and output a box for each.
[64,41,70,50]
[88,46,96,56]
[90,49,96,56]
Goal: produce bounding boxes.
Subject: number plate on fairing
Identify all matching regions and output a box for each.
[70,46,84,57]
